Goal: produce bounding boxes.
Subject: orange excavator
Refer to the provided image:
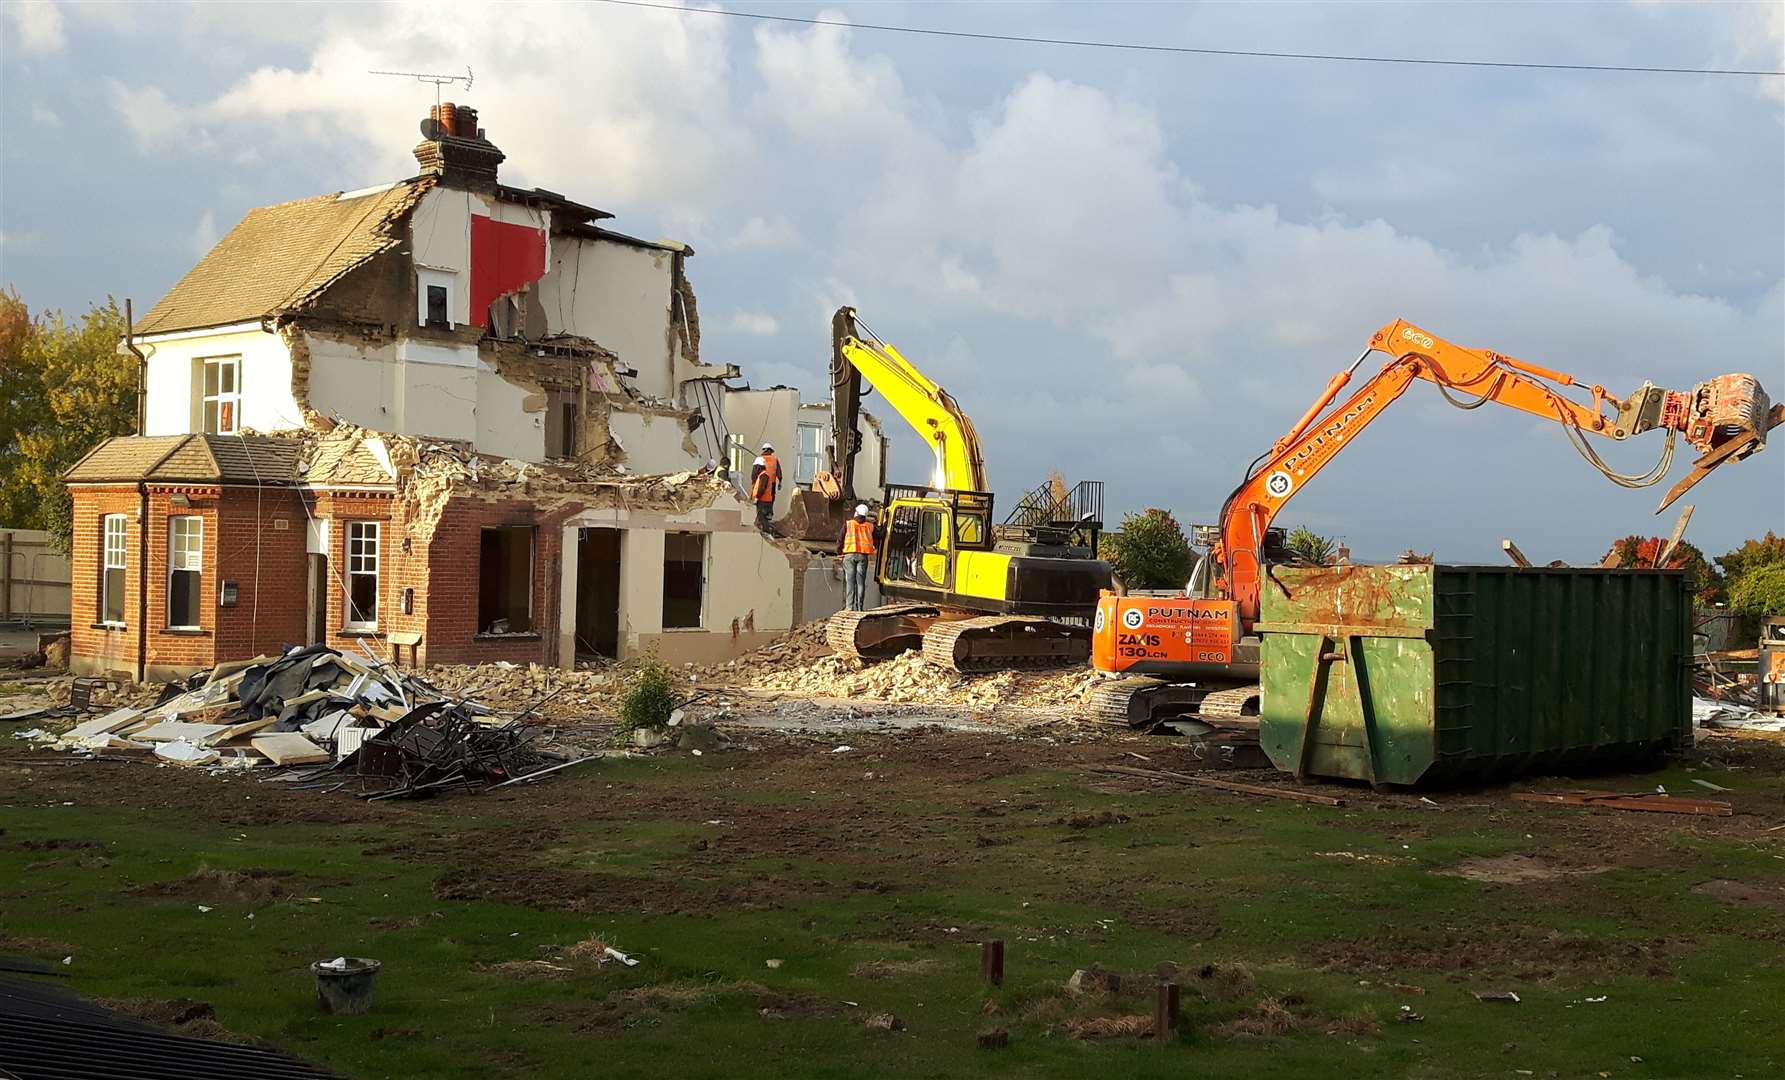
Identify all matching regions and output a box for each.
[1090,318,1782,727]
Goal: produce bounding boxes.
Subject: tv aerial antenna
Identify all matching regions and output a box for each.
[368,66,474,113]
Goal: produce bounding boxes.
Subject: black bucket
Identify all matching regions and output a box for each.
[311,957,381,1014]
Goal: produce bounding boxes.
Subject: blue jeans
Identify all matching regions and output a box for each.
[844,554,872,611]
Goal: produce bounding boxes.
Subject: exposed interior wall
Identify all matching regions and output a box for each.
[537,240,677,397]
[606,409,703,475]
[721,387,801,515]
[140,325,303,436]
[303,331,545,461]
[557,493,803,667]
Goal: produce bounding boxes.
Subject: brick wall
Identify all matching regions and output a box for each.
[68,486,143,679]
[419,497,570,667]
[71,482,592,679]
[69,483,312,679]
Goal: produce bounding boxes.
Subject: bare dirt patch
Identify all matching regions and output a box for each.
[128,867,296,905]
[1438,853,1612,884]
[1693,878,1785,912]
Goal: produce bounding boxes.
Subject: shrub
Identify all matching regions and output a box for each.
[618,663,677,732]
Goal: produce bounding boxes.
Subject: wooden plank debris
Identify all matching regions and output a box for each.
[1094,764,1345,806]
[1512,790,1731,817]
[60,707,145,742]
[1500,539,1533,568]
[134,721,231,744]
[251,733,331,766]
[202,717,279,747]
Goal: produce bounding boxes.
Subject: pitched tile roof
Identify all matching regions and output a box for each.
[64,435,303,485]
[135,179,433,336]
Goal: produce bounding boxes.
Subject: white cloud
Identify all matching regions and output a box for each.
[724,310,780,336]
[29,104,61,129]
[107,81,215,152]
[194,1,753,213]
[4,1,64,54]
[726,215,798,250]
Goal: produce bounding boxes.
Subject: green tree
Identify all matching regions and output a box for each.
[0,291,134,551]
[1716,532,1785,584]
[1099,508,1194,590]
[1284,525,1336,566]
[1727,563,1785,618]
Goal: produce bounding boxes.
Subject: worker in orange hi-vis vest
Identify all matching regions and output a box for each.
[751,443,782,534]
[839,503,878,611]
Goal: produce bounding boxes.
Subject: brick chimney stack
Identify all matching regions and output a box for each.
[414,102,504,185]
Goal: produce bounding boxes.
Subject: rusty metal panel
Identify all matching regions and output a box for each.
[1259,564,1691,786]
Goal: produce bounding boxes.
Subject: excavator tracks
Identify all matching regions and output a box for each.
[1089,677,1261,728]
[826,603,942,664]
[920,616,1092,674]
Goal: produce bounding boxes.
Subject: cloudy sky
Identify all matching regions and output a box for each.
[4,0,1781,563]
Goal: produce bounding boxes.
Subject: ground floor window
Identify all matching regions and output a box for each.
[346,521,379,629]
[101,514,127,625]
[478,525,535,634]
[168,515,203,628]
[662,531,705,629]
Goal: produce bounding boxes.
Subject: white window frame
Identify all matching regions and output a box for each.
[101,514,128,626]
[345,521,380,630]
[167,516,203,629]
[795,422,823,486]
[200,355,241,435]
[417,268,457,328]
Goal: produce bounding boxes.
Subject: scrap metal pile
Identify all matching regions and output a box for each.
[10,644,591,798]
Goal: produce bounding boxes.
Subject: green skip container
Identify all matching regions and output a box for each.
[1257,564,1691,787]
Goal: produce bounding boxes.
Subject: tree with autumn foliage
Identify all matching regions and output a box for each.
[0,290,134,551]
[1601,535,1723,603]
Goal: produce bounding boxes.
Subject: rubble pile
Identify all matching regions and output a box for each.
[750,649,1095,712]
[14,645,592,797]
[691,621,834,681]
[422,661,632,719]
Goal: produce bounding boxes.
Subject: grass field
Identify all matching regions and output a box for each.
[3,725,1784,1078]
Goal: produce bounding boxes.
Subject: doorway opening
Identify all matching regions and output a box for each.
[575,527,622,659]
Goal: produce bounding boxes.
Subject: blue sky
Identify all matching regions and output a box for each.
[4,1,1781,563]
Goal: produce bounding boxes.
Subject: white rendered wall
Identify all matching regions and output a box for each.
[139,325,303,435]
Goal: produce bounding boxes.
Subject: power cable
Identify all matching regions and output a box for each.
[593,0,1785,77]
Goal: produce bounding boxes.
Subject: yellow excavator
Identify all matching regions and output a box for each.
[821,308,1114,671]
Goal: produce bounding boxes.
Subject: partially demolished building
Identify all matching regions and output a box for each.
[66,104,883,681]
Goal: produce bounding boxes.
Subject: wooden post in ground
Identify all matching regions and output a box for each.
[981,940,1004,986]
[1154,981,1180,1041]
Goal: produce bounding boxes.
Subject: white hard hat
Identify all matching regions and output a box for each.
[855,503,870,516]
[761,442,774,451]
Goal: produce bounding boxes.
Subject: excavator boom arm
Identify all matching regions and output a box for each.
[1218,318,1779,625]
[830,307,988,493]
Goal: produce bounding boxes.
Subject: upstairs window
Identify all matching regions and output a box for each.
[200,357,240,434]
[796,422,822,486]
[345,521,380,629]
[417,269,457,328]
[101,514,127,625]
[167,516,203,628]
